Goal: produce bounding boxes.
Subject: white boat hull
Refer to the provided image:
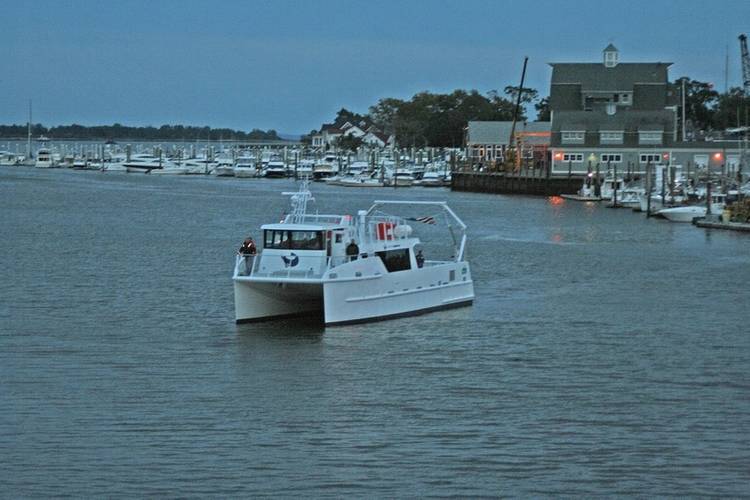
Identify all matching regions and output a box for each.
[323,264,473,325]
[658,205,722,222]
[234,280,323,322]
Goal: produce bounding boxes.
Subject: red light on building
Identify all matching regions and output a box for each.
[662,153,669,161]
[713,152,723,161]
[554,152,563,160]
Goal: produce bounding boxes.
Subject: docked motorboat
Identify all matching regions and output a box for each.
[392,171,415,187]
[0,151,21,166]
[123,154,175,173]
[263,160,287,178]
[34,148,57,168]
[658,193,727,222]
[419,171,447,187]
[336,174,385,187]
[234,161,258,178]
[233,181,474,325]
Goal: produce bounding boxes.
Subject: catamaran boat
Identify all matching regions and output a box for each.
[232,181,474,325]
[658,193,727,222]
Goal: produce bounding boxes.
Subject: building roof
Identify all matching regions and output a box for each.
[549,63,671,91]
[467,121,551,145]
[551,110,675,132]
[603,43,618,52]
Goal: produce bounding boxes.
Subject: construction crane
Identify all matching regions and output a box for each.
[740,34,750,96]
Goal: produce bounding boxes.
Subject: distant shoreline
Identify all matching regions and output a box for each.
[0,136,301,144]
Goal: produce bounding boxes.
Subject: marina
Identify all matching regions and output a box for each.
[3,1,750,496]
[2,166,749,496]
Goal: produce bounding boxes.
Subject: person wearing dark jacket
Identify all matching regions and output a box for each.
[345,239,359,261]
[238,237,257,274]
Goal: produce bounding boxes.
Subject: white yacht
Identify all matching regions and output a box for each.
[419,171,447,187]
[234,160,258,178]
[392,171,415,187]
[313,154,339,181]
[34,148,56,168]
[263,159,287,178]
[658,193,727,222]
[0,151,21,166]
[233,181,474,325]
[123,154,176,173]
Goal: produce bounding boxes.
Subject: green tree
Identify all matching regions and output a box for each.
[677,77,719,132]
[712,87,750,130]
[535,97,550,121]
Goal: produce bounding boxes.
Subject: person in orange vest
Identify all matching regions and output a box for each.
[238,236,257,274]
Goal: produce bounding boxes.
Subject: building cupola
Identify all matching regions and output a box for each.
[603,43,619,68]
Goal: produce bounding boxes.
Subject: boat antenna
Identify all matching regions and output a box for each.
[282,178,314,224]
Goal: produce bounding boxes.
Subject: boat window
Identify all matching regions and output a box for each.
[264,230,324,250]
[376,249,411,273]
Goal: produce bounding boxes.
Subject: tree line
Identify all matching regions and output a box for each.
[0,123,282,141]
[310,78,749,149]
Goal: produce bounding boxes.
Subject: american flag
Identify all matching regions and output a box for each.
[408,216,436,225]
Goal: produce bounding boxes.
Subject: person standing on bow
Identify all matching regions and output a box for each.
[238,236,257,275]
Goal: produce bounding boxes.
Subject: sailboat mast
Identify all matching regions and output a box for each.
[27,100,32,160]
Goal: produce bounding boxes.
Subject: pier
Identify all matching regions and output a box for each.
[451,172,584,197]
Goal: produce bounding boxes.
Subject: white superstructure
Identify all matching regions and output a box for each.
[233,181,474,325]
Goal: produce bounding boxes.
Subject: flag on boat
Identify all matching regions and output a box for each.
[407,216,436,225]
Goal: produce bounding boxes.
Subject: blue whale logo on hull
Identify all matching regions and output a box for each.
[281,252,299,267]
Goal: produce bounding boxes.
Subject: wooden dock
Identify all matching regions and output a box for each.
[452,172,584,197]
[694,219,750,232]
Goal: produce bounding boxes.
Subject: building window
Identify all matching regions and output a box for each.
[639,153,664,164]
[600,131,624,144]
[561,131,585,144]
[621,94,630,104]
[601,154,622,163]
[639,131,663,145]
[562,153,583,162]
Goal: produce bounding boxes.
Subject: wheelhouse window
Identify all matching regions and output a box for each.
[376,249,411,273]
[264,230,324,250]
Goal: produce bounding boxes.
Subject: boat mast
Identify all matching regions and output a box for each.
[27,100,32,160]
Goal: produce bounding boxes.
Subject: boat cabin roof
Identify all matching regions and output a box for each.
[261,223,345,231]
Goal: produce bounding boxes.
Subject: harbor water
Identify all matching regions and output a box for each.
[2,168,749,496]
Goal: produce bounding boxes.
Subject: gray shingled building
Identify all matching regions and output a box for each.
[549,45,745,175]
[466,120,550,164]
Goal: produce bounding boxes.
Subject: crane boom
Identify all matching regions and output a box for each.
[740,34,750,96]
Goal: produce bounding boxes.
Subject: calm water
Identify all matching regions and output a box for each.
[2,168,749,497]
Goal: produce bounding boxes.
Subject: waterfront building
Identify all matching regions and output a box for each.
[548,44,746,176]
[312,119,394,149]
[465,120,551,167]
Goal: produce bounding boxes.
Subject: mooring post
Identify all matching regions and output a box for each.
[646,160,653,217]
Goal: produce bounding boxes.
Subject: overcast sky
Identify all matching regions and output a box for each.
[1,0,748,135]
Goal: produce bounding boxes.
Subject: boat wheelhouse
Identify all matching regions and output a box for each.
[233,181,474,325]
